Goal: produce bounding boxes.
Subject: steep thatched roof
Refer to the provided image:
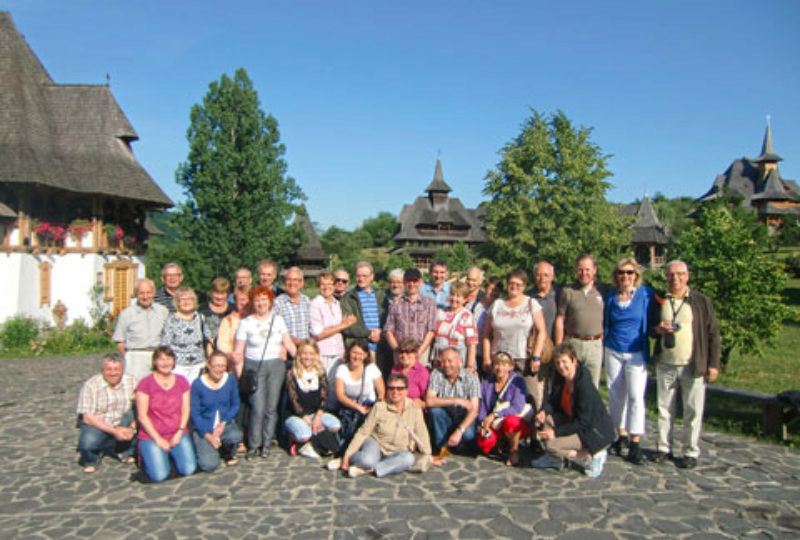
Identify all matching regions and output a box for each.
[293,205,327,262]
[0,12,172,207]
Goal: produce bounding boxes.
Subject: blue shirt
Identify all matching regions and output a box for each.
[357,288,380,351]
[604,286,653,355]
[421,281,451,311]
[190,373,240,436]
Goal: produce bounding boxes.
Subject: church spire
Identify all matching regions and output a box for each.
[753,116,783,163]
[425,157,452,194]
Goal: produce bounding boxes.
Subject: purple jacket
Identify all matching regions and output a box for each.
[478,372,527,422]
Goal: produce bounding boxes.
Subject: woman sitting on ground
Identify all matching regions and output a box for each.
[477,352,533,466]
[337,373,432,478]
[190,351,242,472]
[285,340,342,459]
[532,344,615,478]
[389,338,430,408]
[135,346,197,482]
[334,339,385,448]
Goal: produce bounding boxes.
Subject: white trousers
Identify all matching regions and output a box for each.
[604,348,647,436]
[656,363,706,458]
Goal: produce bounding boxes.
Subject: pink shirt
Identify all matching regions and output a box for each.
[390,361,430,400]
[309,295,345,357]
[135,374,190,441]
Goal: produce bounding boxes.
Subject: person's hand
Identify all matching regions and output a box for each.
[466,366,478,376]
[342,314,357,326]
[655,321,676,335]
[412,398,426,409]
[341,455,350,471]
[537,425,555,441]
[169,431,183,448]
[155,436,171,452]
[114,426,134,441]
[529,359,541,374]
[311,416,324,435]
[369,329,381,342]
[480,414,493,432]
[706,367,719,383]
[212,423,225,439]
[481,361,492,375]
[447,428,463,448]
[535,409,546,425]
[205,432,221,449]
[357,404,371,416]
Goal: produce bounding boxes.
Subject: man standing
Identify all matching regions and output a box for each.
[333,269,350,300]
[425,348,480,457]
[421,260,451,311]
[385,268,437,366]
[112,278,168,382]
[529,261,559,339]
[228,267,253,304]
[76,352,137,473]
[554,254,607,388]
[464,266,485,314]
[650,260,720,469]
[341,262,385,363]
[154,262,183,312]
[257,259,285,297]
[273,267,311,346]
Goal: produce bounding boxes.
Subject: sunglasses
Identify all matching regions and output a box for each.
[399,349,417,354]
[387,386,408,391]
[617,269,636,275]
[335,278,349,284]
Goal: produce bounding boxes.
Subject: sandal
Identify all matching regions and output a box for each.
[505,450,520,467]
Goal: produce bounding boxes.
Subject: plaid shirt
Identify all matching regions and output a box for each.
[76,373,136,427]
[384,295,437,343]
[427,368,480,400]
[274,293,311,340]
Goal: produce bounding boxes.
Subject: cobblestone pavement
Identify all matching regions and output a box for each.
[1,354,799,539]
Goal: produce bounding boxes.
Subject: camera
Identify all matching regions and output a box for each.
[663,322,681,349]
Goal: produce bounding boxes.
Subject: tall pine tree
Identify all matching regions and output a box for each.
[168,68,304,290]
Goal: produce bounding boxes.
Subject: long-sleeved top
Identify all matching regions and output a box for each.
[477,372,528,422]
[345,397,432,457]
[340,286,386,346]
[190,373,240,437]
[603,286,654,357]
[286,369,329,416]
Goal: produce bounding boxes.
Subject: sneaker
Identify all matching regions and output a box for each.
[348,465,368,478]
[326,458,342,471]
[651,451,671,464]
[585,451,607,478]
[678,456,698,469]
[298,442,321,460]
[531,454,564,470]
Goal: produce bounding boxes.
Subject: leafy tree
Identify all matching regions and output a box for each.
[162,68,304,290]
[360,212,397,248]
[650,192,695,239]
[482,109,630,279]
[433,242,474,274]
[675,202,795,367]
[386,251,414,273]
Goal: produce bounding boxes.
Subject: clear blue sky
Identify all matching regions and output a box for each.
[6,1,799,231]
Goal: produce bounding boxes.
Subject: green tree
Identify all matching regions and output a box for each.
[482,109,630,278]
[433,242,474,274]
[650,192,695,239]
[360,212,397,247]
[675,202,794,366]
[165,68,304,290]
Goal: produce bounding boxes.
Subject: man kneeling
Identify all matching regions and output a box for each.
[76,352,137,473]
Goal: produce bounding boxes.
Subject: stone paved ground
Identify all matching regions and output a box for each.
[1,354,799,539]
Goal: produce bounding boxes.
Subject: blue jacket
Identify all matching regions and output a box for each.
[603,285,654,361]
[190,373,240,436]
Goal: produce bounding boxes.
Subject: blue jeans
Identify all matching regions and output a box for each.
[77,410,135,467]
[192,422,243,472]
[428,406,477,451]
[284,413,341,442]
[350,438,415,478]
[139,434,197,482]
[245,359,286,449]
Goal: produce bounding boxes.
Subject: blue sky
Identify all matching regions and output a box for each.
[5,1,799,230]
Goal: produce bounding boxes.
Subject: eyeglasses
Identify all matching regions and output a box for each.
[387,386,407,391]
[399,349,417,354]
[617,270,636,275]
[335,278,349,284]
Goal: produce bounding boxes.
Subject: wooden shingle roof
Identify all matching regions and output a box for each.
[0,12,172,207]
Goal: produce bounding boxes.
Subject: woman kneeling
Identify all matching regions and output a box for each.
[532,344,615,478]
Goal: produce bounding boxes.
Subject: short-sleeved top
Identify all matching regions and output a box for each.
[384,294,437,344]
[160,312,212,367]
[390,361,430,400]
[235,313,288,361]
[335,363,382,405]
[557,283,607,338]
[77,373,136,427]
[112,302,168,349]
[421,281,451,311]
[136,373,190,441]
[273,293,311,340]
[309,295,345,357]
[488,297,542,359]
[427,368,481,400]
[528,287,559,339]
[433,308,478,363]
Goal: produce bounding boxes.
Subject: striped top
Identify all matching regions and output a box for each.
[357,288,380,351]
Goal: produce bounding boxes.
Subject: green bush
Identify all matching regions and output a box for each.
[784,255,800,278]
[0,316,43,351]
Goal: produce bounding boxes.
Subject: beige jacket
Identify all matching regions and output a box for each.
[345,397,432,458]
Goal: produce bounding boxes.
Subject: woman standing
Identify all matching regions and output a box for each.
[603,258,654,464]
[482,269,547,407]
[233,286,296,459]
[216,286,252,367]
[334,339,385,448]
[161,287,212,384]
[431,282,478,372]
[136,346,196,482]
[477,352,532,466]
[190,351,242,471]
[199,277,233,348]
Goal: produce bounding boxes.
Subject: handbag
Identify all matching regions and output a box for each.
[336,367,369,445]
[527,298,554,365]
[238,315,276,395]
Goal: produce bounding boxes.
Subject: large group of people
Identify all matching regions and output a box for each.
[78,254,720,482]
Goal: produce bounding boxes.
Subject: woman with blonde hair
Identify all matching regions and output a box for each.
[284,340,342,459]
[603,257,654,464]
[161,286,212,384]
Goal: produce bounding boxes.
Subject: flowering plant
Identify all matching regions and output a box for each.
[32,221,66,241]
[68,218,91,240]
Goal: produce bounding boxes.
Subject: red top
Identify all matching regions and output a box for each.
[560,382,573,421]
[136,374,190,440]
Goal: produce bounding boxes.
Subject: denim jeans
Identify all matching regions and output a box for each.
[284,413,341,442]
[245,358,286,449]
[428,406,477,451]
[139,434,197,482]
[77,410,135,467]
[349,438,415,478]
[192,421,243,472]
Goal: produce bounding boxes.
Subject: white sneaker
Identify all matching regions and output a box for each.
[325,458,342,471]
[299,442,321,460]
[348,465,368,478]
[585,450,607,478]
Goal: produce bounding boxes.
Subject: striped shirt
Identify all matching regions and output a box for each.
[427,368,481,400]
[357,288,380,351]
[76,373,136,427]
[385,294,437,343]
[274,293,311,340]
